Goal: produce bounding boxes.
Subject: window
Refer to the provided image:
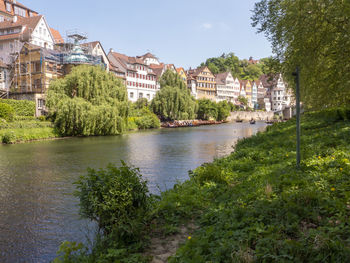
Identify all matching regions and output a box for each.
[139,92,143,99]
[6,3,11,12]
[130,92,134,98]
[147,94,150,100]
[37,99,45,109]
[0,16,4,22]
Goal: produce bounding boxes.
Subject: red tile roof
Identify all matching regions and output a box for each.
[0,0,38,17]
[50,28,64,44]
[0,15,42,41]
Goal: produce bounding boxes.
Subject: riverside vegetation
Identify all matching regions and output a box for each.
[0,66,235,144]
[54,107,350,262]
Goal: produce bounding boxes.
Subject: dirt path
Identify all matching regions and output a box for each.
[144,223,198,263]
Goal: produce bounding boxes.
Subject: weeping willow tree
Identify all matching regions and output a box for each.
[151,70,198,120]
[252,0,350,109]
[47,65,129,136]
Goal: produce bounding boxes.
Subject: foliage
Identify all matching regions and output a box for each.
[129,106,160,130]
[217,101,231,121]
[197,99,218,120]
[151,70,198,121]
[0,102,15,122]
[134,98,149,109]
[169,109,350,262]
[1,99,35,116]
[0,120,53,130]
[159,69,188,90]
[252,0,350,109]
[47,65,129,136]
[74,162,150,236]
[238,95,248,107]
[200,53,277,80]
[0,127,59,144]
[59,108,350,262]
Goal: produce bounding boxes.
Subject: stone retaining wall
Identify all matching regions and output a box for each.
[228,111,275,121]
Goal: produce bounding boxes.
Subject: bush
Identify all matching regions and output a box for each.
[1,99,35,116]
[0,103,15,122]
[135,114,160,129]
[74,162,150,238]
[1,131,16,144]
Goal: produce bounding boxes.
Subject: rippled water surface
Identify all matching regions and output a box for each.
[0,122,266,262]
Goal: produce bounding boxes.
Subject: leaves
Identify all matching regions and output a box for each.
[46,65,129,136]
[252,0,350,109]
[151,70,198,121]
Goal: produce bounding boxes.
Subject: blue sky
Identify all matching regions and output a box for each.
[30,0,272,68]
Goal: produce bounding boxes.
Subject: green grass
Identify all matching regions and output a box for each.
[0,120,60,144]
[55,109,350,262]
[164,111,350,262]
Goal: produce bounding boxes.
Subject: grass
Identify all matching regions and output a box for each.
[56,109,350,262]
[0,120,60,144]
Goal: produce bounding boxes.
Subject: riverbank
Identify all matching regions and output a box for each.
[58,108,350,262]
[161,119,225,128]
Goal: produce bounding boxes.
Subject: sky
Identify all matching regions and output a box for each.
[29,0,272,68]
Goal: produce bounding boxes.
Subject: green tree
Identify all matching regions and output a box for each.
[217,101,231,121]
[252,0,350,108]
[47,65,129,136]
[151,70,198,120]
[237,96,248,107]
[197,99,218,120]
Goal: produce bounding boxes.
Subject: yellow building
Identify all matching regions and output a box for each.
[176,67,187,83]
[186,66,216,100]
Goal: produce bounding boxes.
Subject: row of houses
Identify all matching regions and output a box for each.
[0,0,293,116]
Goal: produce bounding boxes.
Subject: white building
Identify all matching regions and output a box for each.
[136,52,160,66]
[0,59,9,97]
[215,72,236,102]
[0,15,55,64]
[261,74,292,113]
[81,41,110,71]
[108,51,158,102]
[251,81,258,109]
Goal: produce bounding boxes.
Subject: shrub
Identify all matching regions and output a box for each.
[135,114,160,129]
[0,103,15,122]
[1,131,16,144]
[1,99,35,116]
[74,162,150,239]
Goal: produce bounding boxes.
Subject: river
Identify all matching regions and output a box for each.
[0,122,266,262]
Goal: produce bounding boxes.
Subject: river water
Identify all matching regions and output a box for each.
[0,122,266,262]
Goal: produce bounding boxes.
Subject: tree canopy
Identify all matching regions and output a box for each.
[252,0,350,108]
[200,52,276,81]
[47,65,129,136]
[151,70,198,120]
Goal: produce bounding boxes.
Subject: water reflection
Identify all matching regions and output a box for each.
[0,122,266,262]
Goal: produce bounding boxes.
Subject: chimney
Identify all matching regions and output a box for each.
[13,16,17,23]
[109,48,114,53]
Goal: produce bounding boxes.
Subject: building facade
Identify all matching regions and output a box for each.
[0,15,55,64]
[251,81,258,109]
[176,67,187,83]
[215,72,235,102]
[260,74,292,113]
[108,51,158,102]
[0,0,38,22]
[186,66,216,100]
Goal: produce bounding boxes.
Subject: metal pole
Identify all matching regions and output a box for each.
[293,67,301,168]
